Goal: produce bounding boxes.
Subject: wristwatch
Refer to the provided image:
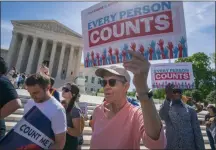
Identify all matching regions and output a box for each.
[148,89,153,98]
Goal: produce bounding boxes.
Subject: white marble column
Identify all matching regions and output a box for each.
[56,43,66,79]
[7,31,18,69]
[66,45,74,78]
[16,34,28,71]
[26,36,38,74]
[74,48,83,77]
[37,39,47,71]
[49,41,57,75]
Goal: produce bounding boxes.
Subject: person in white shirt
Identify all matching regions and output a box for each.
[24,73,67,149]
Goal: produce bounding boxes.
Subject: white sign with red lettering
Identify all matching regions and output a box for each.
[81,2,187,67]
[151,63,195,89]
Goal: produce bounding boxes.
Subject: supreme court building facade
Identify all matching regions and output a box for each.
[6,20,83,80]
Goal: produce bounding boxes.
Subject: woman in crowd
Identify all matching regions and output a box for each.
[61,83,84,150]
[205,105,216,150]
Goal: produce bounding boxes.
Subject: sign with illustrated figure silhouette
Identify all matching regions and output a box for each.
[151,63,195,89]
[81,1,187,67]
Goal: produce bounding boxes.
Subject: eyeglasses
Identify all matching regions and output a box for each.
[100,79,125,87]
[62,87,70,92]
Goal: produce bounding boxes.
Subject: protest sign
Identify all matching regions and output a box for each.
[151,62,195,89]
[78,102,88,117]
[0,106,54,150]
[81,1,187,67]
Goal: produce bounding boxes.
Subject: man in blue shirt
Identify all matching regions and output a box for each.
[159,84,205,150]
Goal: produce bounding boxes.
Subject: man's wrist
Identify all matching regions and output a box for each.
[137,92,150,101]
[136,84,148,93]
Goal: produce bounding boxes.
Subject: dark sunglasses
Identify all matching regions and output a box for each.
[173,89,182,94]
[100,79,125,87]
[62,87,70,92]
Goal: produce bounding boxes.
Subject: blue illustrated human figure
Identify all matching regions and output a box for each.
[87,52,91,67]
[156,48,161,60]
[112,55,116,64]
[180,37,188,57]
[173,46,179,58]
[181,82,184,89]
[88,59,92,67]
[107,55,111,65]
[123,43,131,60]
[144,49,149,60]
[99,57,102,66]
[164,47,169,59]
[103,48,108,65]
[119,53,123,63]
[150,41,157,60]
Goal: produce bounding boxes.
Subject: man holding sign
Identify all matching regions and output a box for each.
[24,73,67,149]
[90,50,166,149]
[0,73,67,149]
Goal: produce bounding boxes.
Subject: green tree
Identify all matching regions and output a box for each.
[153,89,165,99]
[175,52,216,98]
[191,89,203,102]
[206,90,216,104]
[183,90,192,97]
[210,52,216,63]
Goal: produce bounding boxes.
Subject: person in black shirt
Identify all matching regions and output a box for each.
[0,57,22,139]
[62,83,84,150]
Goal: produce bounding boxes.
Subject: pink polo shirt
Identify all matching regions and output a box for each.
[90,101,166,149]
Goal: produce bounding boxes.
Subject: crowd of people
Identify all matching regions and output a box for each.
[7,67,27,89]
[0,49,216,150]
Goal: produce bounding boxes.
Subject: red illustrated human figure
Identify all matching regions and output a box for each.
[102,54,106,65]
[158,39,165,59]
[139,44,145,55]
[91,51,96,66]
[108,47,113,64]
[122,50,126,61]
[131,42,136,51]
[96,53,100,66]
[115,48,119,63]
[178,43,183,58]
[148,47,153,60]
[167,42,173,59]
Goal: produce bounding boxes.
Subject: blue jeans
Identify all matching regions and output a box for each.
[207,129,216,150]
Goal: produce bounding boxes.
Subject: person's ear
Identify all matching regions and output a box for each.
[124,82,130,91]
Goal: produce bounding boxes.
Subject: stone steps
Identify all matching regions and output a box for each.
[80,144,212,150]
[5,121,208,135]
[5,95,209,150]
[15,106,207,118]
[5,112,206,127]
[81,134,210,145]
